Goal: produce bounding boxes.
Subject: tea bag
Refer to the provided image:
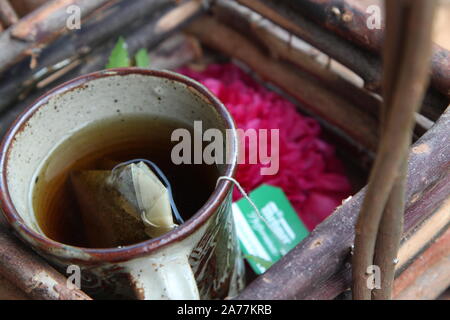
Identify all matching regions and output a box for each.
[71,161,177,247]
[108,162,177,237]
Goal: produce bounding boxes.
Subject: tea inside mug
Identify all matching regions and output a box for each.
[32,115,220,248]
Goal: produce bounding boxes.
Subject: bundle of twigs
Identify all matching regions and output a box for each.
[0,0,448,301]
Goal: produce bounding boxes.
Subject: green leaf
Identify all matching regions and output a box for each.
[244,254,273,269]
[135,48,150,68]
[106,37,130,69]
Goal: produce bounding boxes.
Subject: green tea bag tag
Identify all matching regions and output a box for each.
[232,184,309,274]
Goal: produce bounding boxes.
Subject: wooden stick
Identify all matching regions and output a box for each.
[370,0,407,300]
[371,155,407,299]
[10,0,113,41]
[0,0,114,73]
[352,0,437,300]
[0,225,91,300]
[7,0,49,17]
[0,0,19,27]
[394,228,450,300]
[372,0,438,299]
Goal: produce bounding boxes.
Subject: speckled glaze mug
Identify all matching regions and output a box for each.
[0,69,244,300]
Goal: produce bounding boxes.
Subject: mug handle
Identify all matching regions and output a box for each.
[126,249,200,300]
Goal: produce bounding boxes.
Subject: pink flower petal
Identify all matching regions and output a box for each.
[179,63,352,230]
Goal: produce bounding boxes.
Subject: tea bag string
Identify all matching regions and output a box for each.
[111,159,184,224]
[217,176,274,236]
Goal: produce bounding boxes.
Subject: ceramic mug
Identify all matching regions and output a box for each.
[0,68,244,300]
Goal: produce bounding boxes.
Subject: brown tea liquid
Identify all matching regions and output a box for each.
[32,115,220,248]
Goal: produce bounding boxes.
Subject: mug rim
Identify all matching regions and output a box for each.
[0,68,238,263]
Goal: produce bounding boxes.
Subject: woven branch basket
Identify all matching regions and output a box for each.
[0,0,448,300]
